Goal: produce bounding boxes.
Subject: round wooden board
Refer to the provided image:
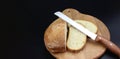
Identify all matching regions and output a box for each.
[46,8,110,59]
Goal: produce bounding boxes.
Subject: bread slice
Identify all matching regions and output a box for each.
[75,20,98,33]
[67,20,98,51]
[44,19,67,52]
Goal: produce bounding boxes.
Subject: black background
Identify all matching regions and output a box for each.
[10,0,120,59]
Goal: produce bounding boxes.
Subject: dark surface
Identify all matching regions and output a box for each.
[12,0,120,59]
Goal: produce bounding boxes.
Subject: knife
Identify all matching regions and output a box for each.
[54,11,120,57]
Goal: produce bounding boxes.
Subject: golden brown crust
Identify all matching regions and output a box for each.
[44,18,67,52]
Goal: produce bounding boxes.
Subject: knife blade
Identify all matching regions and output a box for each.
[54,11,97,40]
[54,11,120,57]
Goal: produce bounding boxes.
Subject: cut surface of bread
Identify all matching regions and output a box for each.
[44,19,67,52]
[67,20,98,51]
[67,25,86,50]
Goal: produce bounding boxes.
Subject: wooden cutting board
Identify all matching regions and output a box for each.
[46,8,110,59]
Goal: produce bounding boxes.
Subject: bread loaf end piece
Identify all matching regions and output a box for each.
[44,19,67,52]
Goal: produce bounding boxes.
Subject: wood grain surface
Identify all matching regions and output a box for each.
[45,8,110,59]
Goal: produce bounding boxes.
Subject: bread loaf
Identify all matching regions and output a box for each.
[44,18,67,52]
